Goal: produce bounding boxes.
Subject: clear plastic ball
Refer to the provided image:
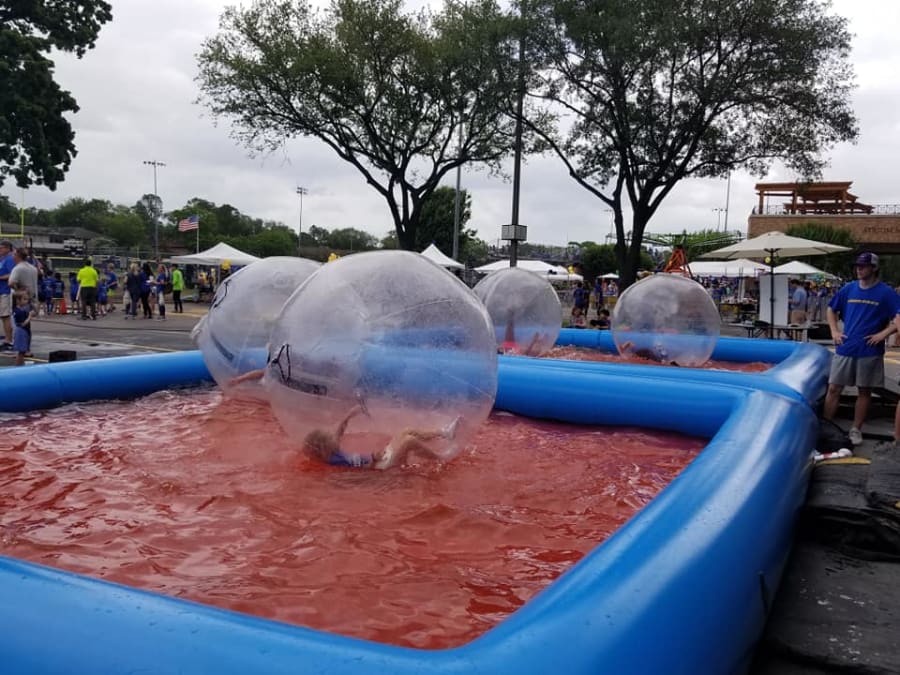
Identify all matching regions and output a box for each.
[611,274,720,366]
[193,256,321,390]
[473,267,561,356]
[263,250,497,463]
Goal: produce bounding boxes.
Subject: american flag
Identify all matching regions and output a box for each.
[178,214,200,232]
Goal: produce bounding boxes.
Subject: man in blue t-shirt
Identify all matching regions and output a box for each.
[824,252,900,446]
[0,240,14,350]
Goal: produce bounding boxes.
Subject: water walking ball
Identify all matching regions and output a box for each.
[264,250,498,462]
[473,267,561,356]
[193,256,321,389]
[610,274,720,367]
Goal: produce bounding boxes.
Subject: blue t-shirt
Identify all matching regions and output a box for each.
[790,287,808,311]
[0,253,13,295]
[106,271,118,290]
[13,303,31,327]
[52,279,64,298]
[97,280,108,302]
[829,281,900,357]
[156,271,168,295]
[140,271,151,293]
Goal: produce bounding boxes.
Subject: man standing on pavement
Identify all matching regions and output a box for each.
[77,258,100,320]
[824,252,900,446]
[171,263,184,313]
[0,240,14,350]
[9,248,39,301]
[789,278,808,325]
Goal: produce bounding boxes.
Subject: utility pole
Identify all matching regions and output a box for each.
[502,1,528,266]
[143,160,166,260]
[296,186,308,255]
[723,171,732,232]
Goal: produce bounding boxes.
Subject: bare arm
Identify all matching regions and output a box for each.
[228,369,265,386]
[826,307,844,345]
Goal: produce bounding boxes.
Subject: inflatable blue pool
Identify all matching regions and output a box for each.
[0,334,828,674]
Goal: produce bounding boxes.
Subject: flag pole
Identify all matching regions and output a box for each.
[196,223,199,254]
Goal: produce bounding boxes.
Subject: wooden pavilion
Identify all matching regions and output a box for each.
[755,181,874,215]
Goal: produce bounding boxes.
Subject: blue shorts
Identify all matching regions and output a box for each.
[327,451,371,468]
[13,325,30,353]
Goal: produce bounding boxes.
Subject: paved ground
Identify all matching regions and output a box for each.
[0,304,202,365]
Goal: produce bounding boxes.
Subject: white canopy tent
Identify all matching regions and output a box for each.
[773,260,838,279]
[688,258,768,278]
[420,243,463,269]
[168,242,261,267]
[474,259,583,283]
[600,272,619,279]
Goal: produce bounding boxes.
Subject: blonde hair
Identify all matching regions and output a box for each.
[130,262,139,274]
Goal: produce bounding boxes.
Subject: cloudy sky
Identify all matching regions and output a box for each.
[4,0,898,248]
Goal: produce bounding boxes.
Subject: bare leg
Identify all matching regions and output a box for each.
[823,384,843,420]
[854,388,872,431]
[376,417,461,468]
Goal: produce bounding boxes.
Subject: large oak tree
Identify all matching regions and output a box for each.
[197,0,521,250]
[0,0,112,189]
[528,0,858,287]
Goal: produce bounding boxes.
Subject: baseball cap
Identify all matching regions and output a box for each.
[855,252,878,268]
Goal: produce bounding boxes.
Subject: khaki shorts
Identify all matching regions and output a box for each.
[0,293,9,318]
[829,354,884,389]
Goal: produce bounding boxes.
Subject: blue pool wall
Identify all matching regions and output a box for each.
[0,338,828,675]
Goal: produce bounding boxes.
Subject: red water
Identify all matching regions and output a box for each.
[544,345,772,372]
[0,389,703,648]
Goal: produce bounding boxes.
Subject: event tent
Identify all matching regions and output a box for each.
[168,242,261,267]
[420,243,463,269]
[474,259,583,282]
[687,258,768,278]
[772,260,838,279]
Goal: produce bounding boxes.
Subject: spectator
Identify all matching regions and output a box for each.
[788,278,808,324]
[11,289,34,366]
[171,263,184,313]
[0,240,13,350]
[125,263,142,319]
[824,253,900,446]
[77,258,100,320]
[590,308,611,329]
[9,248,39,301]
[140,262,154,318]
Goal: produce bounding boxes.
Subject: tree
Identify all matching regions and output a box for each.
[414,186,472,253]
[0,194,18,223]
[784,222,856,277]
[0,1,112,189]
[528,0,858,288]
[52,197,113,230]
[196,0,521,249]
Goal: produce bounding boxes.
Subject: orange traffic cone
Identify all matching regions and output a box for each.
[59,298,67,315]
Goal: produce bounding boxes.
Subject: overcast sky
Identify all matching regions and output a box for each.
[4,0,898,249]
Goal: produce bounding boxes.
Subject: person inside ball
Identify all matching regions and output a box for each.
[302,400,462,470]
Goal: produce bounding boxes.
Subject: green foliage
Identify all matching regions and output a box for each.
[784,222,856,277]
[196,0,520,249]
[528,0,858,287]
[0,194,19,222]
[579,243,618,282]
[0,1,112,189]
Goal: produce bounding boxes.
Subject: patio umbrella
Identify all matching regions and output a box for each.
[701,231,851,337]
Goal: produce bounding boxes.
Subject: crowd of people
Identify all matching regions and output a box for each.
[0,241,195,366]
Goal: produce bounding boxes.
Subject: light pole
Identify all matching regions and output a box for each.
[143,160,166,260]
[296,186,308,255]
[712,207,726,231]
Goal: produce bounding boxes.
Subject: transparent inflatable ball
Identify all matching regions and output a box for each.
[473,267,561,356]
[611,274,720,367]
[264,250,497,464]
[193,256,321,390]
